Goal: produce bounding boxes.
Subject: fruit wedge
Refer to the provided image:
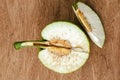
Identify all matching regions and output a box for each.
[72,2,105,48]
[14,21,90,74]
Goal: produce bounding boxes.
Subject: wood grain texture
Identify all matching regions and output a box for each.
[0,0,120,80]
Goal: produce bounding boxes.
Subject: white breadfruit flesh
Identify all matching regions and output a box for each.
[72,2,105,48]
[38,21,90,74]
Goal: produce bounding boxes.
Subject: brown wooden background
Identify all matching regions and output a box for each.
[0,0,120,80]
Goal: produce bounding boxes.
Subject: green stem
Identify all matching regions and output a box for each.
[14,41,49,50]
[14,41,71,50]
[14,41,88,53]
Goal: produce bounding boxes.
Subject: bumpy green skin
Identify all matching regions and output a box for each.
[72,2,78,10]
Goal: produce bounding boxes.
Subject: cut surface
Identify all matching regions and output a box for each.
[48,39,71,56]
[39,49,89,73]
[38,21,90,73]
[72,2,105,48]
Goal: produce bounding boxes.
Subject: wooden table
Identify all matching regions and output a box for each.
[0,0,120,80]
